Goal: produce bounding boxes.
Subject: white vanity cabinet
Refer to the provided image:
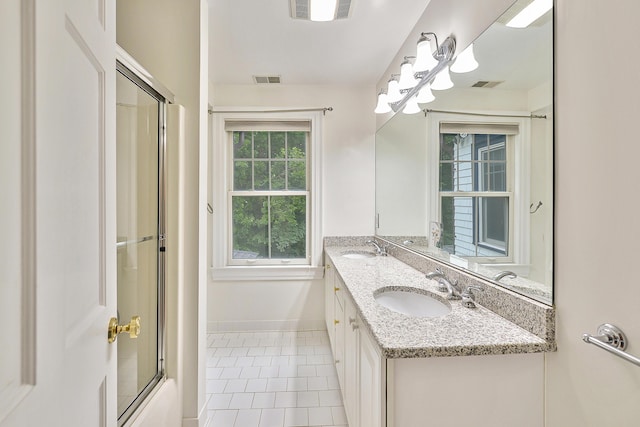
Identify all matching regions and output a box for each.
[387,353,544,427]
[324,252,546,427]
[329,276,385,427]
[358,322,384,427]
[324,260,336,348]
[325,259,346,387]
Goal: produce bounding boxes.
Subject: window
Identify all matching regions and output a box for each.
[438,123,517,259]
[210,112,323,279]
[230,129,309,264]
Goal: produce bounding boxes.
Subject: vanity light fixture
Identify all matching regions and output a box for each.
[402,96,422,114]
[398,57,419,90]
[374,32,457,114]
[386,76,403,103]
[310,0,338,21]
[506,0,552,28]
[374,90,392,114]
[415,84,435,104]
[413,33,440,72]
[450,43,479,73]
[430,66,454,90]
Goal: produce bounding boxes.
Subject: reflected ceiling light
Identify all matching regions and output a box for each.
[416,84,435,104]
[374,91,392,114]
[398,57,419,90]
[402,96,421,115]
[413,33,439,72]
[310,0,337,21]
[450,43,479,73]
[506,0,552,28]
[431,66,454,90]
[386,77,403,103]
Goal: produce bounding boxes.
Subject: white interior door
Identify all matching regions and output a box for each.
[0,0,117,426]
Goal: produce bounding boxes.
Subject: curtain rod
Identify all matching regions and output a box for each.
[424,108,547,119]
[208,107,334,115]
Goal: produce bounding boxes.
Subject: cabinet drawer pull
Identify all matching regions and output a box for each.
[348,317,356,324]
[334,287,340,292]
[334,319,340,325]
[351,323,359,331]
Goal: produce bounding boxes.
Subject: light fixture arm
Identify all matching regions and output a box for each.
[421,32,439,52]
[389,35,456,113]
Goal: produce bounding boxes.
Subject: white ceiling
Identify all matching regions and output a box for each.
[208,0,431,86]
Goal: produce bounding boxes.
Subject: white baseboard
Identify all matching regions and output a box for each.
[207,319,325,333]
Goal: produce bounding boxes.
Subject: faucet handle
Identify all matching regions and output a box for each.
[461,285,483,308]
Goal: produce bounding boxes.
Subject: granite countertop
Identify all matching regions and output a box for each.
[325,246,552,359]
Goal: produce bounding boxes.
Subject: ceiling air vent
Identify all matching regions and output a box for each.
[471,81,504,88]
[253,75,281,84]
[289,0,353,20]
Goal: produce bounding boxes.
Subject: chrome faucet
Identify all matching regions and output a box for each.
[461,285,483,308]
[366,240,388,256]
[494,271,517,281]
[426,270,461,300]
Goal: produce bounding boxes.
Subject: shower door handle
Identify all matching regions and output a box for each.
[108,315,141,343]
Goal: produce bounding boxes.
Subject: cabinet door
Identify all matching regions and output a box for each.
[360,322,384,427]
[334,292,345,388]
[324,260,335,349]
[344,296,360,427]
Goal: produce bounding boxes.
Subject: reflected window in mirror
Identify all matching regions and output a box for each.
[439,130,513,259]
[427,115,531,268]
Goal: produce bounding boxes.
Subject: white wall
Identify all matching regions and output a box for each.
[117,1,209,426]
[376,113,428,238]
[208,84,375,330]
[547,1,640,425]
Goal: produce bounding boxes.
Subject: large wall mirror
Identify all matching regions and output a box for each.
[375,0,553,304]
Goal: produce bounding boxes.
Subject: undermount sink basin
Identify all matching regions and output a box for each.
[374,287,451,317]
[342,251,376,259]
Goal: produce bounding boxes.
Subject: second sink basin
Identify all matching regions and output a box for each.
[342,251,376,259]
[374,287,451,317]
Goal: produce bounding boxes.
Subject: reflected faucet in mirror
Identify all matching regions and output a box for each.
[494,271,517,282]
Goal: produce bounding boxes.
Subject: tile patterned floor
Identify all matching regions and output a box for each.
[205,330,348,427]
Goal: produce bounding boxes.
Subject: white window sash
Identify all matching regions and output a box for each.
[428,112,530,265]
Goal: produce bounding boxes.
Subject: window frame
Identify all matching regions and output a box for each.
[228,129,310,265]
[476,141,508,252]
[210,110,323,281]
[427,112,530,265]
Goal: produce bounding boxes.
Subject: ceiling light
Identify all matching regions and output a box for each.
[431,66,454,90]
[450,43,478,73]
[413,33,439,72]
[402,96,421,115]
[416,84,435,104]
[398,58,419,90]
[374,91,392,114]
[506,0,552,28]
[386,77,403,103]
[310,0,338,21]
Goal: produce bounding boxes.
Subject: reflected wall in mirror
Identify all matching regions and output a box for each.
[375,0,553,304]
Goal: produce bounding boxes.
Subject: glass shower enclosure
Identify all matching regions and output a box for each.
[115,54,168,425]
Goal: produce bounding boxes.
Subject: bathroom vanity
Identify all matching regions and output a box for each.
[324,241,554,427]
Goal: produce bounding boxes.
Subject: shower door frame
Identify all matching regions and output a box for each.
[116,46,174,426]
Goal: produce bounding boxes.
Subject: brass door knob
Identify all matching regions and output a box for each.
[108,315,141,343]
